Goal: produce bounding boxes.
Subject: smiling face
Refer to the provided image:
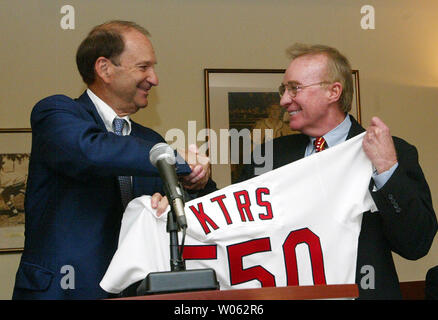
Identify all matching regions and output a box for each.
[280,54,345,137]
[105,29,159,116]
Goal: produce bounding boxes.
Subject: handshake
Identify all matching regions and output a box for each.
[151,144,211,215]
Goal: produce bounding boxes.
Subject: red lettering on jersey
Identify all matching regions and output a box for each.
[283,228,326,286]
[189,203,219,235]
[227,238,276,287]
[256,188,273,220]
[210,194,233,225]
[233,190,254,222]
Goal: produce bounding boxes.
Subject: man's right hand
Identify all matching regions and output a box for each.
[179,144,211,191]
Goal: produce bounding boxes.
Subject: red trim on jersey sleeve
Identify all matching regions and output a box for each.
[182,245,217,260]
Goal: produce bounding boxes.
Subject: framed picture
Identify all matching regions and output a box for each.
[0,128,31,253]
[204,68,361,188]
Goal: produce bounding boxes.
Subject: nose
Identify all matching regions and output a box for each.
[279,92,292,108]
[147,67,159,87]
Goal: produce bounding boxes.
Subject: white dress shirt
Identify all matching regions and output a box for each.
[87,89,132,135]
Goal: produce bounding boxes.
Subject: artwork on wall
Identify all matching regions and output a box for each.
[0,128,31,252]
[204,69,361,188]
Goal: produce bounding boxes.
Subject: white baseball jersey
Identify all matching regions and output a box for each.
[100,133,376,294]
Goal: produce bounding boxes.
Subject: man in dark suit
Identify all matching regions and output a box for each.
[12,21,214,299]
[240,43,437,299]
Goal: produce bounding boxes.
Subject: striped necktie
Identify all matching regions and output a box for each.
[314,136,327,153]
[113,118,133,209]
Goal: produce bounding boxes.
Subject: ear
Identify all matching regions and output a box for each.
[327,82,342,104]
[94,57,113,84]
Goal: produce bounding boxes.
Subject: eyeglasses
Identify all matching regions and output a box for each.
[278,81,330,98]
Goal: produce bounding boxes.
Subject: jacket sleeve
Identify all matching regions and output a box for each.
[31,95,191,180]
[370,137,437,260]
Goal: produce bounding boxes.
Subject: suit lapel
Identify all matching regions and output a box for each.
[75,91,126,204]
[129,122,140,195]
[347,114,366,139]
[283,115,364,165]
[128,121,157,198]
[129,121,141,139]
[287,134,309,163]
[273,133,309,168]
[346,115,375,190]
[75,91,108,132]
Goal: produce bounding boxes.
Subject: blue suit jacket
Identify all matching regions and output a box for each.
[12,92,191,299]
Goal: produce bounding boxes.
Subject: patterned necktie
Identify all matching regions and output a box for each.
[314,136,327,153]
[113,118,133,209]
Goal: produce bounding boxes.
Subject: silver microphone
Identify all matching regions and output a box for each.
[149,143,187,228]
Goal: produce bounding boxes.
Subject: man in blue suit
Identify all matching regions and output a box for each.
[12,21,214,299]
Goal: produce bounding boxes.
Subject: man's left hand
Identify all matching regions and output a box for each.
[363,116,398,174]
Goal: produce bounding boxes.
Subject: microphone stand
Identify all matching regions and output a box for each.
[122,188,219,297]
[167,207,185,272]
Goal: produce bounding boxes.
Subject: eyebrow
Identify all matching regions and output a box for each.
[282,81,301,87]
[135,59,157,66]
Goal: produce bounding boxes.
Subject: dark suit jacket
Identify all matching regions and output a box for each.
[12,92,196,299]
[426,265,438,299]
[239,115,437,299]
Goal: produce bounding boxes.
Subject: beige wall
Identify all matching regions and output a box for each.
[1,0,437,299]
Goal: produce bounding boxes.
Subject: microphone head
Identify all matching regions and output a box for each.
[149,143,176,167]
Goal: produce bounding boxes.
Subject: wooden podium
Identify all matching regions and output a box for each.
[115,284,358,300]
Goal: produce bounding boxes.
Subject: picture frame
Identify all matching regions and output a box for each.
[0,128,31,253]
[204,68,361,188]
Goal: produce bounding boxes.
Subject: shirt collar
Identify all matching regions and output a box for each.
[86,89,131,135]
[309,114,351,149]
